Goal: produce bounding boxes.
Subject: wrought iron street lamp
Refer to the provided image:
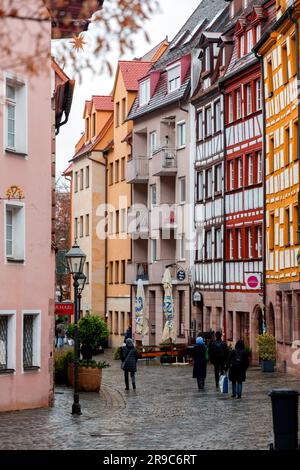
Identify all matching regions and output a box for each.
[65,242,86,415]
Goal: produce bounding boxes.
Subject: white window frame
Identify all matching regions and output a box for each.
[256,24,261,42]
[214,100,221,133]
[240,35,245,58]
[238,158,243,188]
[248,154,253,185]
[21,310,41,372]
[216,164,222,193]
[206,168,212,199]
[4,201,25,262]
[4,73,28,155]
[206,230,212,259]
[179,177,186,204]
[215,228,222,259]
[246,83,252,115]
[151,239,157,262]
[177,121,186,148]
[247,29,253,53]
[228,94,233,123]
[139,78,150,107]
[0,310,16,372]
[198,111,203,140]
[150,131,157,155]
[257,226,262,257]
[236,88,241,119]
[247,228,253,258]
[255,78,262,110]
[197,171,204,201]
[229,231,234,260]
[205,106,212,137]
[237,229,242,259]
[229,160,234,190]
[167,63,181,93]
[257,151,262,183]
[150,184,157,207]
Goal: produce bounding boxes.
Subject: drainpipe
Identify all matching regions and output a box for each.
[254,50,267,331]
[220,85,227,341]
[178,99,189,114]
[288,10,300,245]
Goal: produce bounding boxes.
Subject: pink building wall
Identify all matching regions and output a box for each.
[0,5,55,411]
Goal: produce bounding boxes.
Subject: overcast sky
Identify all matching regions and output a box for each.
[54,0,200,176]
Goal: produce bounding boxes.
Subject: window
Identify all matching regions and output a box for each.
[197,111,203,140]
[206,168,212,198]
[109,261,113,284]
[115,261,119,284]
[168,63,181,93]
[116,102,120,127]
[115,160,119,183]
[293,121,298,161]
[0,313,15,371]
[240,35,245,58]
[179,236,185,260]
[246,83,252,115]
[86,117,90,142]
[247,227,253,258]
[140,79,150,106]
[121,260,126,284]
[151,239,157,262]
[23,313,40,370]
[177,122,186,147]
[284,207,291,246]
[121,157,126,181]
[294,205,299,245]
[92,113,96,137]
[238,158,243,188]
[229,160,234,190]
[206,230,212,259]
[237,229,242,259]
[215,164,222,193]
[179,177,186,203]
[230,2,234,18]
[80,216,84,237]
[74,218,78,239]
[149,131,157,155]
[80,169,84,190]
[86,214,90,236]
[256,24,261,43]
[247,29,253,53]
[257,226,262,257]
[5,203,25,261]
[204,47,210,71]
[197,171,204,201]
[221,47,226,67]
[281,44,288,84]
[291,35,297,77]
[86,166,90,188]
[109,162,113,185]
[214,100,221,132]
[267,60,273,95]
[121,208,126,232]
[5,78,27,154]
[228,94,233,123]
[284,127,290,165]
[229,230,234,260]
[116,210,119,234]
[269,213,275,250]
[269,137,274,173]
[243,0,248,8]
[236,88,241,120]
[248,154,253,185]
[215,228,222,258]
[122,97,126,122]
[151,184,157,207]
[85,262,90,284]
[205,106,212,136]
[255,79,262,110]
[74,171,78,192]
[257,151,262,183]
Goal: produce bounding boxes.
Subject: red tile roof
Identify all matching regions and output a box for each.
[92,95,113,111]
[119,61,152,91]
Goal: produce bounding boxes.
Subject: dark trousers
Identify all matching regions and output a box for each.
[214,362,225,387]
[124,370,136,389]
[232,382,243,397]
[197,377,205,389]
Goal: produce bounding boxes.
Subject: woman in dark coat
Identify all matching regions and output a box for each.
[192,336,208,389]
[120,338,138,390]
[228,340,249,398]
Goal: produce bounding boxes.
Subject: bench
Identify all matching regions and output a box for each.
[138,345,188,364]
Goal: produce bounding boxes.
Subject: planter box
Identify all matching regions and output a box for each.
[68,364,102,392]
[261,360,275,372]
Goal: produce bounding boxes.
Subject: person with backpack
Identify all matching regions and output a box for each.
[228,339,249,398]
[120,338,139,391]
[209,331,229,389]
[191,336,208,390]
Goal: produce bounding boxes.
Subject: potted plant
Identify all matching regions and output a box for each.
[257,333,276,372]
[66,315,109,391]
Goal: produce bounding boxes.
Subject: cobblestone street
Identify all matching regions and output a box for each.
[0,351,299,450]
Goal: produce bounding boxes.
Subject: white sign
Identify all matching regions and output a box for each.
[245,273,261,290]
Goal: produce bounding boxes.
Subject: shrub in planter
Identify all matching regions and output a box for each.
[54,348,74,384]
[257,334,276,372]
[66,316,109,360]
[68,360,110,392]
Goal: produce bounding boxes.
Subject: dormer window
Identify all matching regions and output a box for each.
[221,47,226,67]
[240,35,245,57]
[255,24,261,43]
[167,63,181,93]
[204,47,210,71]
[247,29,253,53]
[140,78,150,107]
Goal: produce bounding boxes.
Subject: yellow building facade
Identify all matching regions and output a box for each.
[256,0,300,374]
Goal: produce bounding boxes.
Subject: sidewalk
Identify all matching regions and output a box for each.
[0,350,299,450]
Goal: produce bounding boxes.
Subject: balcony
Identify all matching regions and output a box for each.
[151,148,177,176]
[148,259,175,284]
[151,205,176,231]
[126,262,149,284]
[126,157,149,183]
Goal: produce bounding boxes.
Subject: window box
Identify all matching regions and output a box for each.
[0,368,15,374]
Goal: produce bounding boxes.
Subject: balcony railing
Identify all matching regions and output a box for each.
[126,157,149,183]
[151,147,177,176]
[126,262,149,284]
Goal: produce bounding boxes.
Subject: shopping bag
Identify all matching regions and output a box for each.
[219,374,229,393]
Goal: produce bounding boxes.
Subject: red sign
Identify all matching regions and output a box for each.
[245,274,260,290]
[55,302,74,315]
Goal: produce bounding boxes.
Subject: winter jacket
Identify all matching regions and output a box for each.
[228,349,249,383]
[209,340,229,365]
[121,344,138,372]
[192,343,207,379]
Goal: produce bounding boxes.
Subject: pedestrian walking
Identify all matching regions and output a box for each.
[192,336,208,390]
[209,331,229,389]
[121,338,138,391]
[124,325,132,341]
[56,322,65,348]
[228,340,249,399]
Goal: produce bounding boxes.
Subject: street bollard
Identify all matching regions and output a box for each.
[269,389,299,450]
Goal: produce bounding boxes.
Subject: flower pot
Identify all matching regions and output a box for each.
[68,364,102,392]
[261,360,275,372]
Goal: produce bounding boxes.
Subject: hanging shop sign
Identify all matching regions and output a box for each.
[55,302,74,315]
[177,269,186,281]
